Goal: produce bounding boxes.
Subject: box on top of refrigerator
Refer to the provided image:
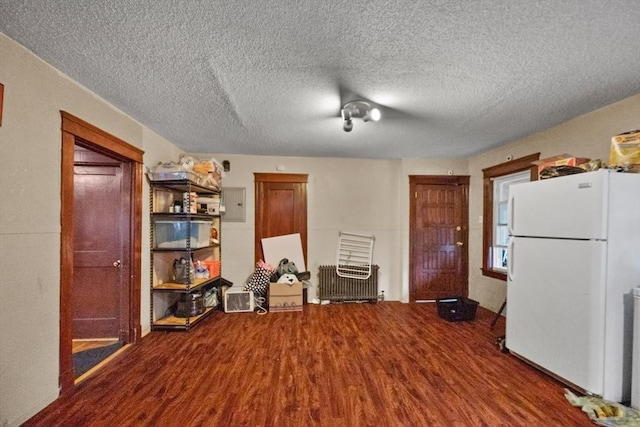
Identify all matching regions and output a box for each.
[533,154,590,177]
[609,130,640,171]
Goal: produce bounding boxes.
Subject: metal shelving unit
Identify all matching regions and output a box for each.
[148,176,222,331]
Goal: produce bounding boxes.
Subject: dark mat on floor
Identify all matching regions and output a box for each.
[74,342,122,378]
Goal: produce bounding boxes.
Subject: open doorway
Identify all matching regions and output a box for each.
[59,112,143,393]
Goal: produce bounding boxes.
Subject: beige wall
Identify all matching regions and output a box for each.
[215,96,640,311]
[2,31,638,426]
[0,34,184,426]
[200,155,405,301]
[203,155,468,303]
[467,93,640,312]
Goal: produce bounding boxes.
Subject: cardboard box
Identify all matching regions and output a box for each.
[533,154,590,176]
[269,282,303,312]
[610,130,640,169]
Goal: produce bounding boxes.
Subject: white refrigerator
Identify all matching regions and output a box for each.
[506,169,640,403]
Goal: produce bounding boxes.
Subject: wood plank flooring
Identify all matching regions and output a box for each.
[25,302,592,426]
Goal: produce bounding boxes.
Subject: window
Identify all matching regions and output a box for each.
[481,153,540,280]
[492,171,530,271]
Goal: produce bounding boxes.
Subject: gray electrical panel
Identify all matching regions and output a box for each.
[221,187,246,222]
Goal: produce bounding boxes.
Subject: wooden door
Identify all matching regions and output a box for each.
[254,173,308,265]
[73,148,130,338]
[60,112,143,394]
[409,175,469,301]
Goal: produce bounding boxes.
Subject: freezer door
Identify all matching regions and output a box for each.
[506,237,606,396]
[508,170,607,239]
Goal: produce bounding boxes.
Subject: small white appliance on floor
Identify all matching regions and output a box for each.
[224,288,255,313]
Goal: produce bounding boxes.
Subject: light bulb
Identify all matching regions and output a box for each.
[363,108,381,122]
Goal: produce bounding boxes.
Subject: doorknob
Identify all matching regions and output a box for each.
[113,259,122,267]
[456,241,464,246]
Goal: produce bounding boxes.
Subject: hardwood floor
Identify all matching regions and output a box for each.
[25,302,592,426]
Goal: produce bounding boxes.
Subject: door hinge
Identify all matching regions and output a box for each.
[414,191,417,198]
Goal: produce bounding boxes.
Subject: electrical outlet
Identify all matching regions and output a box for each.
[478,215,483,224]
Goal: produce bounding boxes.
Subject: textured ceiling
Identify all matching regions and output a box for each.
[2,1,639,159]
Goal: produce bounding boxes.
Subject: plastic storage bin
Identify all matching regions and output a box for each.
[154,220,213,249]
[437,297,479,321]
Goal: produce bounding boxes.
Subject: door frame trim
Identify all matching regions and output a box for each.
[59,112,143,395]
[408,175,470,302]
[254,173,308,183]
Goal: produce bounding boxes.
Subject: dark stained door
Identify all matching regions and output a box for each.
[409,175,469,301]
[60,112,143,395]
[73,147,129,339]
[254,173,308,265]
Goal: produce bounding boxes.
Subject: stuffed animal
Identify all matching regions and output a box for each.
[277,273,298,285]
[194,261,210,279]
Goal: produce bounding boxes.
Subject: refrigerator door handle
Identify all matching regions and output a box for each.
[507,194,515,236]
[507,238,515,282]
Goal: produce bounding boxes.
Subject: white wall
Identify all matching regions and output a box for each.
[0,34,183,427]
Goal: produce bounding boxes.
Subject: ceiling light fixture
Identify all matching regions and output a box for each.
[341,101,381,132]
